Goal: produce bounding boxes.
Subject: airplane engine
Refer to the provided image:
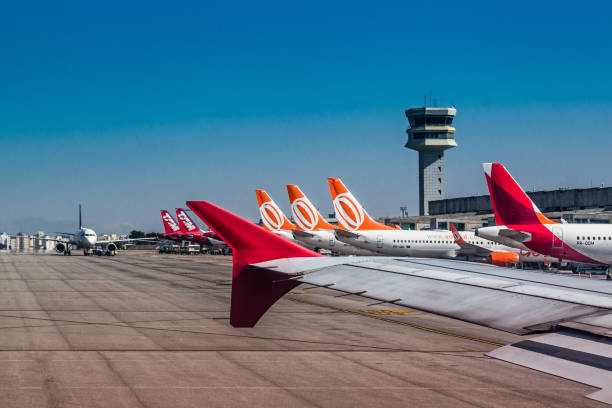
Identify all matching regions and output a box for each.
[106,243,117,255]
[55,243,66,253]
[488,252,519,267]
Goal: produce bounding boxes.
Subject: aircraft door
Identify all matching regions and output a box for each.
[377,235,383,248]
[329,236,335,247]
[552,227,563,249]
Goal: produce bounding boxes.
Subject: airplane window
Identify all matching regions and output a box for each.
[598,237,601,240]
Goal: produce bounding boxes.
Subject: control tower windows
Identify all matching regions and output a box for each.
[411,133,454,139]
[413,116,454,126]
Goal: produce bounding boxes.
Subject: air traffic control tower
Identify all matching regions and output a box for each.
[405,107,457,215]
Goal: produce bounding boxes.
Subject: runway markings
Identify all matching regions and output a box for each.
[285,296,505,347]
[363,310,419,316]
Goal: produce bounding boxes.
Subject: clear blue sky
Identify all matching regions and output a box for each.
[1,1,611,233]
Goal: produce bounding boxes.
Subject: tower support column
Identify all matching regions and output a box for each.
[419,150,444,216]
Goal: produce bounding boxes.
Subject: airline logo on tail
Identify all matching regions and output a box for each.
[449,224,466,244]
[291,197,319,230]
[161,211,180,232]
[333,193,365,230]
[176,209,198,232]
[256,189,296,232]
[328,178,396,231]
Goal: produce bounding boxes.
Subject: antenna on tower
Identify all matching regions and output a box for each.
[429,89,432,107]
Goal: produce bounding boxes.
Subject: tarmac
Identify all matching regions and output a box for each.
[0,250,606,407]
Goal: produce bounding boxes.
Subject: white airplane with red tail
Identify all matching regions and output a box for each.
[476,163,612,265]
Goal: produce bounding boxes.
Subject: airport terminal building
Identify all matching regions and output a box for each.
[380,186,612,231]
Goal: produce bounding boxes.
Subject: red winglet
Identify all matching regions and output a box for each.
[187,201,322,327]
[449,224,466,244]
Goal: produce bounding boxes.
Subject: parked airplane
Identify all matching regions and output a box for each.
[476,163,612,265]
[174,208,226,247]
[44,205,155,256]
[286,184,377,255]
[186,200,612,404]
[328,178,519,264]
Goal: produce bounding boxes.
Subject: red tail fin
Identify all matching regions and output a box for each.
[160,210,180,233]
[187,201,322,327]
[483,163,556,226]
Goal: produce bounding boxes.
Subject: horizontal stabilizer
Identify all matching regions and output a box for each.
[499,228,531,242]
[292,230,315,239]
[334,229,360,239]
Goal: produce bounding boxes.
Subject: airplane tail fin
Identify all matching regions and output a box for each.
[449,224,466,244]
[255,190,296,231]
[483,163,556,226]
[327,178,396,231]
[286,184,336,231]
[187,201,322,327]
[175,208,201,234]
[78,204,82,230]
[160,210,181,233]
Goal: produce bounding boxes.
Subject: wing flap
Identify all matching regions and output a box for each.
[488,331,612,404]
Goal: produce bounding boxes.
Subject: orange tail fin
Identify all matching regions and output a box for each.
[327,178,396,231]
[286,184,337,231]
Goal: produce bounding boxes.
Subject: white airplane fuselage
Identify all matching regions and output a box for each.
[69,228,98,249]
[338,229,558,262]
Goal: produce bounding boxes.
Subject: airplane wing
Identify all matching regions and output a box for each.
[25,236,68,242]
[187,200,612,405]
[290,257,612,404]
[97,237,158,244]
[53,232,76,236]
